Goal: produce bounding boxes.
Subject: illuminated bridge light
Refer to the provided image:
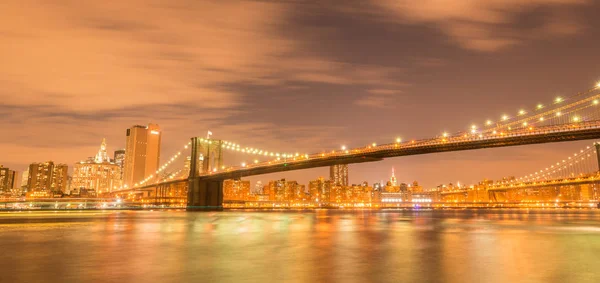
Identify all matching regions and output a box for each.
[502,115,509,121]
[518,110,526,115]
[555,97,563,103]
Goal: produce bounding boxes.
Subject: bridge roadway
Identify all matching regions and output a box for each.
[196,121,600,181]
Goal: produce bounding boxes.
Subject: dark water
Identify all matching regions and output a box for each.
[1,209,600,283]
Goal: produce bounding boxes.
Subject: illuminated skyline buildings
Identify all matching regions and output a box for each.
[123,124,161,187]
[27,161,68,193]
[0,166,16,194]
[309,177,332,203]
[113,149,126,180]
[330,164,348,186]
[223,179,251,201]
[20,170,29,192]
[72,139,122,194]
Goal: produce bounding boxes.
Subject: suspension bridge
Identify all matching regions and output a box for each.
[439,142,600,203]
[113,83,600,210]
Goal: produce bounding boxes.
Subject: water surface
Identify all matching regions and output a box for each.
[1,209,599,283]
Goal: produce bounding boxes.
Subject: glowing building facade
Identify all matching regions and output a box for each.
[123,124,161,187]
[72,139,122,194]
[330,164,348,186]
[113,149,126,180]
[27,161,68,193]
[0,166,16,194]
[223,179,251,201]
[309,177,332,203]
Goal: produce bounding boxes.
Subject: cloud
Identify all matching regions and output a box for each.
[354,89,403,109]
[0,0,413,169]
[373,0,588,51]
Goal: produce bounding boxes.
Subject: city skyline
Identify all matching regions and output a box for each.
[2,1,600,188]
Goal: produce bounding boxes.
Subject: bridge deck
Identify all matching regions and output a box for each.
[198,121,600,181]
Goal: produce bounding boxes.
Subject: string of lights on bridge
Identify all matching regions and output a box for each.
[134,82,600,188]
[516,143,598,183]
[136,141,192,187]
[451,82,600,139]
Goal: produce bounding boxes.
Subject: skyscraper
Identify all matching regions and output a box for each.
[123,124,161,187]
[330,164,348,186]
[113,149,126,180]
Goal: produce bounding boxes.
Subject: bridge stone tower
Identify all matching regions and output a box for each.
[187,137,224,211]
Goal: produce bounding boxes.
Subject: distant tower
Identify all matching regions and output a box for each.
[95,138,110,163]
[330,164,348,186]
[390,167,397,186]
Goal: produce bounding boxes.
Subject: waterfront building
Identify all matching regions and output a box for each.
[113,149,126,180]
[0,165,16,195]
[223,179,251,201]
[309,177,332,203]
[330,164,348,186]
[72,139,122,194]
[266,179,286,201]
[27,161,68,193]
[123,123,161,188]
[253,181,263,194]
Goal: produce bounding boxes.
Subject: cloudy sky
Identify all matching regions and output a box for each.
[1,0,600,188]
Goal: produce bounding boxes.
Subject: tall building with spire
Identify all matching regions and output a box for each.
[123,124,161,187]
[95,138,110,163]
[72,139,122,194]
[390,167,397,186]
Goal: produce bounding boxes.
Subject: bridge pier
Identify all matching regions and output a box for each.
[187,178,223,211]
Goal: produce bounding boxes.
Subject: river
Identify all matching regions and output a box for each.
[1,209,599,283]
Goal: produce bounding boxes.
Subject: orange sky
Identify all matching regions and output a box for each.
[1,0,599,187]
